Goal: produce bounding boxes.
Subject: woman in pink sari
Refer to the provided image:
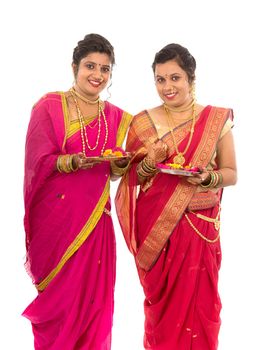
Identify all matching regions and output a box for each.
[23,33,132,350]
[116,43,237,349]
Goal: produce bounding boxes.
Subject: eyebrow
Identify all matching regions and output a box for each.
[155,73,181,78]
[85,60,111,68]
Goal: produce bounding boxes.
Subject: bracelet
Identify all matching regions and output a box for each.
[215,170,223,187]
[110,161,129,176]
[56,154,78,173]
[200,170,223,189]
[136,164,150,178]
[137,158,157,179]
[142,157,156,171]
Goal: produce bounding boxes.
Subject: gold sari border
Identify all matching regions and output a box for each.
[36,178,110,291]
[192,107,229,166]
[116,112,133,147]
[60,91,70,151]
[136,182,196,270]
[66,116,97,139]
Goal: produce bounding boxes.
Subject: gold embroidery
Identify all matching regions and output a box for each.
[116,112,133,147]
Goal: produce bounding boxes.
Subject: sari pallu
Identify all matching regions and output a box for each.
[115,106,232,350]
[23,92,132,350]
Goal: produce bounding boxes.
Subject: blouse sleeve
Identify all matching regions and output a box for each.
[219,117,234,139]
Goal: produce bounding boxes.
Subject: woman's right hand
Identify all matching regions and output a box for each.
[146,139,168,165]
[73,153,101,169]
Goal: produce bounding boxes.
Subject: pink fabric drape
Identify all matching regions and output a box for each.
[23,92,130,349]
[116,106,231,350]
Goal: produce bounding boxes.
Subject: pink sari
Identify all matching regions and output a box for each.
[23,92,132,350]
[116,106,233,350]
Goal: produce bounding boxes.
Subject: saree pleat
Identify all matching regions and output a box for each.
[23,92,132,349]
[140,208,222,350]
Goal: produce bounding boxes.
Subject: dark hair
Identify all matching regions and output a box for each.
[72,33,115,67]
[152,43,196,83]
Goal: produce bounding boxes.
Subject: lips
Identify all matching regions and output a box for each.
[164,92,177,100]
[89,79,102,88]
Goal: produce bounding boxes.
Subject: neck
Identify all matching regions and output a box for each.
[71,86,100,105]
[164,98,195,113]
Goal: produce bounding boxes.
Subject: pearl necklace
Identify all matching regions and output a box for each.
[70,90,109,156]
[164,102,196,166]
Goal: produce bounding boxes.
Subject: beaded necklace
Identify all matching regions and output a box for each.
[70,90,109,156]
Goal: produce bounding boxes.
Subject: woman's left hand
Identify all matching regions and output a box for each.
[186,168,210,186]
[113,158,130,168]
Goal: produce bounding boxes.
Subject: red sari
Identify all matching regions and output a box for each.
[116,105,233,350]
[23,92,132,350]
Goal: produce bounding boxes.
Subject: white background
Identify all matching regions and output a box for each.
[1,0,259,349]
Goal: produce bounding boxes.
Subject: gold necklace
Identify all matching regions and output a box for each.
[164,98,195,113]
[164,103,196,166]
[70,87,100,105]
[70,90,109,155]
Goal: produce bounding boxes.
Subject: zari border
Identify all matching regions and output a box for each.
[116,112,133,147]
[191,107,229,166]
[136,181,196,270]
[66,116,97,139]
[136,107,229,271]
[60,91,70,151]
[36,178,110,291]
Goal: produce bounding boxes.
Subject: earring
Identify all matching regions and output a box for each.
[105,80,112,101]
[191,83,196,101]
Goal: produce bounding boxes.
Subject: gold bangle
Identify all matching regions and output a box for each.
[137,163,151,178]
[215,170,223,187]
[60,155,70,173]
[143,157,156,171]
[110,161,129,176]
[57,156,62,172]
[200,172,213,188]
[201,170,223,189]
[70,154,79,172]
[57,154,76,173]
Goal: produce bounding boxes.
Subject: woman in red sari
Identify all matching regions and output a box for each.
[116,43,237,350]
[23,33,132,350]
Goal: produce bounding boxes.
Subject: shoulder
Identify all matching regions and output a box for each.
[132,109,148,121]
[208,106,234,137]
[104,101,133,128]
[104,100,130,115]
[210,105,233,116]
[32,91,63,111]
[129,110,154,133]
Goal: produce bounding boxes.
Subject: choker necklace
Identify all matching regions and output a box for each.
[70,89,108,155]
[164,103,196,166]
[164,99,195,113]
[70,87,100,105]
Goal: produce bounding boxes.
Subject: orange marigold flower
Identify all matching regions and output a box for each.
[113,151,123,156]
[103,149,113,156]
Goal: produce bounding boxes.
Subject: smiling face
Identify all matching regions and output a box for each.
[154,59,193,108]
[73,52,112,100]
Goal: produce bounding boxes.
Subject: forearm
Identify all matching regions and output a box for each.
[217,167,237,187]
